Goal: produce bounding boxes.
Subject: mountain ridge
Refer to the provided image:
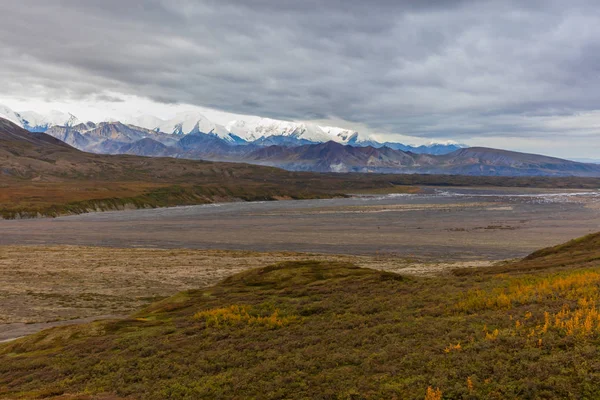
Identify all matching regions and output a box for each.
[3,104,599,177]
[0,103,466,155]
[33,118,600,177]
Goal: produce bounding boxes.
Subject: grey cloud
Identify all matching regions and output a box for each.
[94,94,125,103]
[2,0,600,154]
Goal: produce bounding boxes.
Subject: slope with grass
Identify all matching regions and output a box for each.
[3,234,600,398]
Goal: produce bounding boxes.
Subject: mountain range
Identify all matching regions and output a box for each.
[0,104,465,154]
[2,116,426,218]
[238,141,600,176]
[1,116,599,177]
[1,104,600,177]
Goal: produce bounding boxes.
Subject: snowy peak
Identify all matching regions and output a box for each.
[71,121,98,132]
[18,110,80,131]
[227,118,335,143]
[0,103,469,154]
[0,104,22,127]
[64,113,81,127]
[128,112,241,143]
[279,122,334,143]
[128,115,164,132]
[0,104,81,132]
[163,112,216,135]
[252,118,304,138]
[424,140,467,148]
[225,119,255,140]
[320,126,371,145]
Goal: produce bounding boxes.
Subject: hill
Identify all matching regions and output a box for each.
[117,138,177,157]
[3,233,600,398]
[434,147,600,177]
[243,143,600,176]
[453,231,600,276]
[0,117,73,151]
[243,141,421,172]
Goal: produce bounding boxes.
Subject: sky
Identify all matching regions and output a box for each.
[1,0,600,157]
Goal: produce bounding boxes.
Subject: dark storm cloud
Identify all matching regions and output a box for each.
[2,0,600,141]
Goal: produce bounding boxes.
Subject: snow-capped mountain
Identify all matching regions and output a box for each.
[129,112,245,144]
[19,110,80,132]
[319,126,388,147]
[0,104,81,132]
[0,103,468,154]
[226,118,336,143]
[129,114,341,145]
[0,104,22,126]
[128,115,164,132]
[226,119,373,145]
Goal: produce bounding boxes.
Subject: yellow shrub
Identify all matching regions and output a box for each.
[552,303,600,337]
[503,302,600,342]
[457,271,600,312]
[443,343,461,353]
[485,329,499,341]
[193,305,296,329]
[425,386,442,400]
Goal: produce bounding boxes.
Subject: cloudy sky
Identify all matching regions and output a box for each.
[1,0,600,157]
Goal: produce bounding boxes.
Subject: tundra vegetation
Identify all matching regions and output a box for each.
[2,233,600,399]
[4,174,600,219]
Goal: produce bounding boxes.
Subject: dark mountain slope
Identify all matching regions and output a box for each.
[0,118,73,150]
[42,125,90,149]
[244,141,421,172]
[45,122,180,154]
[240,141,600,176]
[84,121,147,142]
[177,132,238,154]
[252,135,316,147]
[118,138,177,157]
[433,147,600,176]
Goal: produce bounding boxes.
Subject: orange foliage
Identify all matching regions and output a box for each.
[193,305,296,329]
[485,328,499,341]
[457,271,600,312]
[443,343,461,353]
[459,270,600,343]
[425,386,443,400]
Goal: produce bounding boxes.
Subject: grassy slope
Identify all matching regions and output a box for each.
[4,234,600,399]
[453,232,600,276]
[4,172,600,219]
[0,180,347,219]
